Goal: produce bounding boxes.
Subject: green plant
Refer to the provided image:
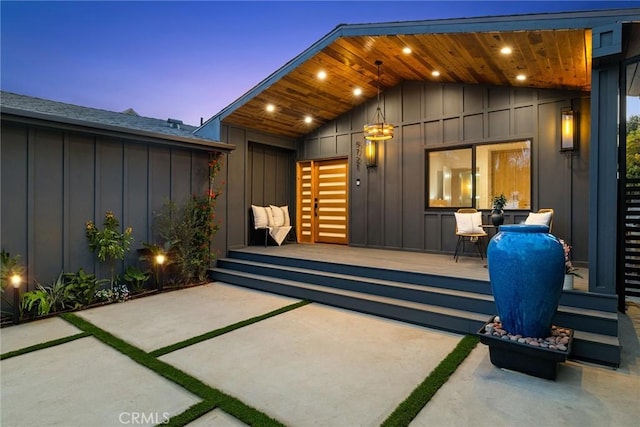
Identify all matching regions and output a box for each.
[492,193,507,212]
[151,153,223,285]
[64,268,108,307]
[20,288,51,317]
[21,272,75,318]
[86,211,134,286]
[123,265,150,294]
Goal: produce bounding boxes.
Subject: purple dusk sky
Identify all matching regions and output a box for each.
[2,1,640,126]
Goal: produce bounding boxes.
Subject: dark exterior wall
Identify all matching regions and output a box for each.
[0,120,223,291]
[220,125,296,249]
[299,81,590,262]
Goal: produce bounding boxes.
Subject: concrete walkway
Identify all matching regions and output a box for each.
[1,282,639,427]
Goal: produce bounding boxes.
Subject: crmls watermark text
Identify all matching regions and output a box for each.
[119,412,170,425]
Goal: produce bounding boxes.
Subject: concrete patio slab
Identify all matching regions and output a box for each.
[0,316,82,354]
[76,282,300,352]
[1,336,199,427]
[1,283,638,427]
[186,408,248,426]
[161,302,462,427]
[411,339,640,427]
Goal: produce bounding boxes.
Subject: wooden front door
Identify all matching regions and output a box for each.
[296,158,348,244]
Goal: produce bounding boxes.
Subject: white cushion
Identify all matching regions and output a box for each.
[280,205,291,227]
[455,212,484,234]
[251,205,269,229]
[270,205,285,227]
[525,212,552,226]
[265,206,275,227]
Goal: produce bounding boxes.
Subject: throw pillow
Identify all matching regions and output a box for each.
[280,205,291,227]
[265,206,275,227]
[270,205,285,227]
[251,205,269,228]
[455,212,484,234]
[525,212,552,226]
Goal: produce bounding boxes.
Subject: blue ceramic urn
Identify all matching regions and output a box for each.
[487,224,565,338]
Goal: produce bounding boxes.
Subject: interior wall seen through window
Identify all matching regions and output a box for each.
[427,140,531,209]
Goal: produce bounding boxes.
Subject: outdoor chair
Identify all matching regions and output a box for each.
[250,205,294,246]
[453,208,488,262]
[524,208,554,233]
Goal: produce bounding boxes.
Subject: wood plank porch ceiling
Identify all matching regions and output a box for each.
[223,29,591,138]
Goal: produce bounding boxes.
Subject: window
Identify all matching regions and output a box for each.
[427,140,531,209]
[427,149,472,207]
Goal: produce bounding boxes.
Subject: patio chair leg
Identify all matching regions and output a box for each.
[264,229,268,247]
[476,237,484,260]
[454,236,463,262]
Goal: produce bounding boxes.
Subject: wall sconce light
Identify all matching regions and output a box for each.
[365,139,377,168]
[560,108,576,151]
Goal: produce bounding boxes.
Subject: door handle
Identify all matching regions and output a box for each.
[314,198,318,217]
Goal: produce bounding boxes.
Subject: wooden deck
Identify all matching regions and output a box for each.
[233,243,590,292]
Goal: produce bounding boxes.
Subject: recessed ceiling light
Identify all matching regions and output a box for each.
[516,74,526,81]
[432,70,441,77]
[304,116,313,124]
[266,104,275,112]
[317,70,327,80]
[353,87,362,96]
[500,47,512,55]
[402,47,412,54]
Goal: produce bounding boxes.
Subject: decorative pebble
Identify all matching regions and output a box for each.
[481,320,572,353]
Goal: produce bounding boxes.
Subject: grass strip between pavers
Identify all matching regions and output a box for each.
[60,313,285,427]
[0,332,91,360]
[381,334,480,427]
[150,300,311,357]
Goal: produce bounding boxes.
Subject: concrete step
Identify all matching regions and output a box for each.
[210,266,621,367]
[216,257,619,336]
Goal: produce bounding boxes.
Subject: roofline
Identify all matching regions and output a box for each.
[194,7,640,139]
[1,106,235,153]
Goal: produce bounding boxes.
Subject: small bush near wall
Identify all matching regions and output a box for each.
[145,153,224,285]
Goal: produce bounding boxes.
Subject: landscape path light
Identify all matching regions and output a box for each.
[11,273,21,324]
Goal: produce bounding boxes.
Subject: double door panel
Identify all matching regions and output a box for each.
[296,158,348,244]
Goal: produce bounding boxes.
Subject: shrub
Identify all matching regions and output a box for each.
[21,272,74,318]
[123,265,150,294]
[151,153,223,285]
[86,211,134,285]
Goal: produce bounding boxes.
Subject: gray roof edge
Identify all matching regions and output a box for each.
[1,106,235,152]
[195,8,640,136]
[339,8,640,35]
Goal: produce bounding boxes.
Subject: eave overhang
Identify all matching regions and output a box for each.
[195,8,640,140]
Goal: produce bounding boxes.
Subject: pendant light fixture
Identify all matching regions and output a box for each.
[364,60,394,141]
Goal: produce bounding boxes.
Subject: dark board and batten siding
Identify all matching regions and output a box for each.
[220,125,297,250]
[299,81,590,263]
[0,122,224,290]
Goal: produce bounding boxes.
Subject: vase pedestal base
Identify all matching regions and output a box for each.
[477,318,573,380]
